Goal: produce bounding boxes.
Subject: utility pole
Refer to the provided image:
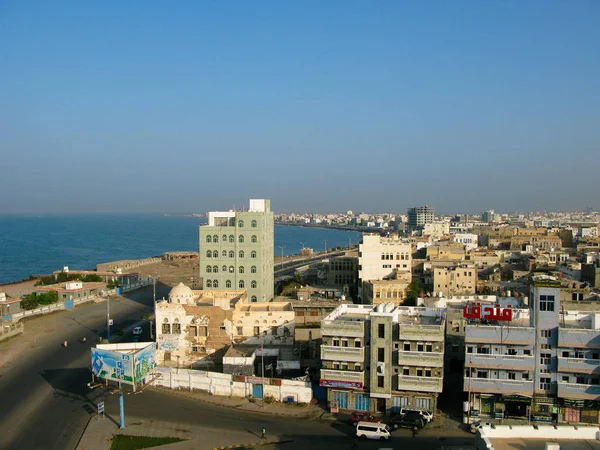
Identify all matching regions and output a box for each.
[323,240,327,253]
[278,246,286,270]
[261,342,265,408]
[107,295,111,341]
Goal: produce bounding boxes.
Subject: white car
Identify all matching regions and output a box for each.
[470,420,493,434]
[399,408,434,423]
[132,327,143,335]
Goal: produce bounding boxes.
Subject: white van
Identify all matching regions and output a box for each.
[355,421,391,440]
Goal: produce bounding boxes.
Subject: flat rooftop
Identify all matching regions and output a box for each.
[491,438,600,450]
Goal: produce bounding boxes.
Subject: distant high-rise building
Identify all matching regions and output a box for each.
[407,206,435,230]
[199,199,274,302]
[482,210,499,223]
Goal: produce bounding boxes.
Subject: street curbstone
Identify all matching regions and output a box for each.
[212,439,292,450]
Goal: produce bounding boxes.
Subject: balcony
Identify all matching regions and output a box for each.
[557,382,600,400]
[397,375,443,393]
[558,329,600,349]
[465,325,535,345]
[321,321,364,338]
[557,357,600,375]
[466,354,535,371]
[320,369,365,384]
[398,351,443,367]
[398,324,444,342]
[464,377,534,396]
[321,345,364,362]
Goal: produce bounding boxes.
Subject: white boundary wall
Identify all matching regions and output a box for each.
[153,366,312,403]
[478,425,600,450]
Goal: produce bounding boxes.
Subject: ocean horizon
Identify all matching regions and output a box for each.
[0,214,360,285]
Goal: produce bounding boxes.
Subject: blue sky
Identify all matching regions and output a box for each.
[1,1,598,214]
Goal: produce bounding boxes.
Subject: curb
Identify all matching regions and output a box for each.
[212,439,293,450]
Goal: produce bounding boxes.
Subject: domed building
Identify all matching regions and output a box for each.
[168,282,195,305]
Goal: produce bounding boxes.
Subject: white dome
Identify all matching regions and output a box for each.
[168,282,194,304]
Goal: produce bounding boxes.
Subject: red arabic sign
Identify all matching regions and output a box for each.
[463,303,512,321]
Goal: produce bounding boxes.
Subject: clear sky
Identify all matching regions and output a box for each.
[1,1,598,215]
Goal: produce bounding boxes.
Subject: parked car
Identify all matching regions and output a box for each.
[470,420,493,434]
[399,407,434,423]
[387,412,426,429]
[132,326,143,335]
[349,412,381,426]
[355,421,391,440]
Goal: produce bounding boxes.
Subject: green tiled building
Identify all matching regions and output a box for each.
[199,199,274,302]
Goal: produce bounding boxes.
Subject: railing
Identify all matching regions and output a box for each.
[466,353,535,370]
[557,356,600,374]
[320,369,364,383]
[557,382,600,400]
[463,377,534,396]
[0,321,24,341]
[321,321,364,337]
[398,351,443,367]
[558,329,600,349]
[321,345,364,362]
[398,324,444,341]
[397,375,443,392]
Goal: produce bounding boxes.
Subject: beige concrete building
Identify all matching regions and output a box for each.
[426,242,467,261]
[432,263,477,296]
[362,278,409,306]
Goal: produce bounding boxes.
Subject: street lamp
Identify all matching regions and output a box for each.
[278,246,286,270]
[323,240,327,253]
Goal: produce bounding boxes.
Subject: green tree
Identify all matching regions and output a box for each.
[402,281,423,306]
[20,295,39,310]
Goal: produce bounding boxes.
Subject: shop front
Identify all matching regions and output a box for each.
[503,395,531,418]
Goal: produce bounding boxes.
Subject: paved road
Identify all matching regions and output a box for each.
[98,389,475,450]
[0,285,167,450]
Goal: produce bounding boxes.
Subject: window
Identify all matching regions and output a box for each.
[522,372,529,380]
[593,353,599,360]
[239,280,245,288]
[229,250,234,258]
[333,339,340,347]
[239,235,244,243]
[508,372,516,380]
[251,235,257,243]
[467,346,473,354]
[417,343,424,352]
[251,280,257,288]
[226,280,231,288]
[562,351,570,358]
[524,349,532,355]
[540,377,551,390]
[239,251,244,258]
[213,250,218,258]
[416,369,423,377]
[562,376,570,382]
[188,326,197,336]
[206,280,212,288]
[251,220,257,228]
[222,265,227,272]
[173,320,181,334]
[222,250,227,257]
[213,234,218,243]
[222,234,227,242]
[355,340,361,348]
[251,251,257,258]
[342,339,348,348]
[541,344,551,350]
[378,377,384,388]
[576,375,586,384]
[425,369,431,377]
[162,319,171,334]
[239,266,245,274]
[477,370,488,379]
[251,265,257,273]
[572,292,584,301]
[206,250,212,258]
[540,295,555,312]
[236,327,243,335]
[541,330,552,338]
[378,348,385,362]
[540,353,551,365]
[378,324,385,338]
[238,220,244,227]
[426,343,433,352]
[403,342,410,351]
[213,280,218,288]
[206,265,212,273]
[253,326,260,336]
[192,346,199,353]
[229,265,234,273]
[206,235,212,243]
[507,347,517,356]
[402,367,410,375]
[250,296,257,302]
[229,235,234,243]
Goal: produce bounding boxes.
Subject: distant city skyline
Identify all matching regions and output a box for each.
[1,1,598,214]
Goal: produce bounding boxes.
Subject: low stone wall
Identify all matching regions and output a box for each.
[97,257,162,273]
[154,366,312,403]
[0,321,24,342]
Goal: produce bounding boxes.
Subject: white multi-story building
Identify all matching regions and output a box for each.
[358,234,412,302]
[453,233,479,251]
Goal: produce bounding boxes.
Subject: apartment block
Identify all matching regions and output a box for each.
[320,303,445,414]
[199,199,274,302]
[407,206,435,230]
[432,264,477,296]
[464,277,600,424]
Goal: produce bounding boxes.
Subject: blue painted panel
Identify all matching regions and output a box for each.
[355,393,370,411]
[312,385,327,401]
[65,299,73,309]
[253,383,263,398]
[333,391,348,409]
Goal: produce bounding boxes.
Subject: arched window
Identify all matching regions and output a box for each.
[206,280,212,288]
[239,280,245,288]
[229,250,234,258]
[251,235,257,243]
[251,296,257,302]
[229,235,234,243]
[239,250,244,258]
[239,266,245,274]
[229,265,234,273]
[251,266,257,273]
[222,234,227,242]
[206,235,212,243]
[239,235,244,243]
[238,220,244,228]
[206,250,212,258]
[213,234,218,243]
[226,280,231,288]
[251,251,257,258]
[251,220,257,228]
[213,280,218,288]
[213,265,218,273]
[213,250,218,258]
[206,265,212,273]
[222,250,227,257]
[251,280,257,288]
[222,265,227,272]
